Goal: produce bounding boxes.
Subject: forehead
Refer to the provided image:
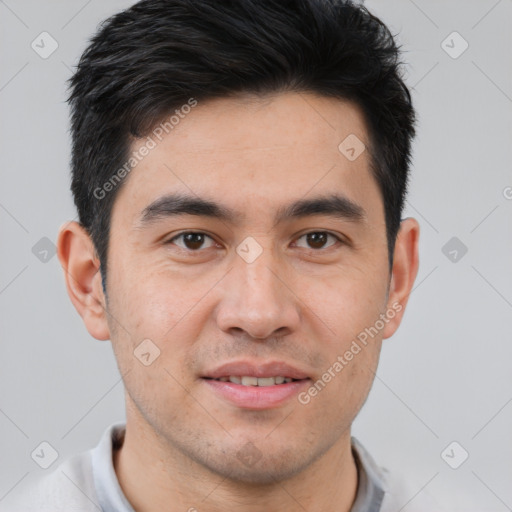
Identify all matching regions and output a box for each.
[112,92,383,227]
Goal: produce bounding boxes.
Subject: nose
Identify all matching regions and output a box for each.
[215,241,301,341]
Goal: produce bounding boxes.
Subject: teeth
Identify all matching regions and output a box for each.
[219,376,295,386]
[257,377,276,387]
[241,376,258,386]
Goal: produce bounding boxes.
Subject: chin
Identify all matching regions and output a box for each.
[210,456,309,486]
[188,442,326,486]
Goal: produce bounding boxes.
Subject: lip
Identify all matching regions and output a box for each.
[201,360,311,410]
[202,360,310,380]
[203,378,311,409]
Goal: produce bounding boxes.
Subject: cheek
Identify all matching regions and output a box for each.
[296,261,387,405]
[106,273,200,422]
[109,258,208,338]
[297,346,380,439]
[301,261,389,344]
[106,262,219,388]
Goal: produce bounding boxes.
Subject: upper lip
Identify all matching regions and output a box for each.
[202,360,311,380]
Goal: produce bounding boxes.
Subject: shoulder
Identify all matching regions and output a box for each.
[351,437,447,512]
[0,450,99,512]
[379,466,446,512]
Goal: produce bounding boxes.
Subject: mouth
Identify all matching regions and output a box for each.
[204,376,302,386]
[201,361,312,409]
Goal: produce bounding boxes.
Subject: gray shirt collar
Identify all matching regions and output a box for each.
[350,436,386,511]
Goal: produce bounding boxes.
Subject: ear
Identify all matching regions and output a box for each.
[56,221,110,341]
[382,217,420,339]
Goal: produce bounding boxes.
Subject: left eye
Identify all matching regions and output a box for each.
[294,232,341,250]
[167,231,341,251]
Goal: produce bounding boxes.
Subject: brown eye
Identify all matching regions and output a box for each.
[295,232,340,250]
[168,232,216,251]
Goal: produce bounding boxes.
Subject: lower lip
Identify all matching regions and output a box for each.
[202,378,311,409]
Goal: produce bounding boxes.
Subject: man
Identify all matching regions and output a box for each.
[2,0,441,510]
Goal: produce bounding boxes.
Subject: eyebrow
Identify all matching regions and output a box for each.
[136,192,366,228]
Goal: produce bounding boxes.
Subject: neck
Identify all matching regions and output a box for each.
[113,410,359,512]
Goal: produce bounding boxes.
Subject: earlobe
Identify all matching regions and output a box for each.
[57,221,110,341]
[382,217,420,339]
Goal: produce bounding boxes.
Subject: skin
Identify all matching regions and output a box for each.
[57,91,419,512]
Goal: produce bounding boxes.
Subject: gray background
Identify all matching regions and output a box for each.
[1,0,511,510]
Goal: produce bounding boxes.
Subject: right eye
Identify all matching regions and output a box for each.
[165,231,218,252]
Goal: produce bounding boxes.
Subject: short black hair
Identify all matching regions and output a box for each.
[67,0,416,293]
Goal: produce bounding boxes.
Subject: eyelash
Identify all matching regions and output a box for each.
[165,231,345,253]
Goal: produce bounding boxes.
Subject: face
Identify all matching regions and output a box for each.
[66,92,414,484]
